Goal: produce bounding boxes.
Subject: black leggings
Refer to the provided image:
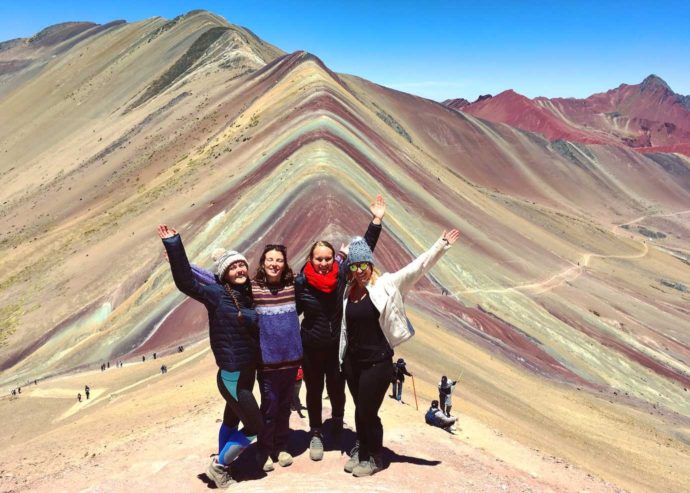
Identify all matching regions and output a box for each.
[343,356,392,461]
[216,368,263,436]
[302,344,346,429]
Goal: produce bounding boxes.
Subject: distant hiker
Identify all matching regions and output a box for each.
[11,389,16,396]
[160,365,166,374]
[391,358,412,402]
[153,352,157,360]
[159,224,262,489]
[425,400,457,433]
[34,379,38,385]
[292,366,305,416]
[294,195,385,461]
[77,393,82,402]
[17,387,21,394]
[107,361,110,368]
[438,376,457,416]
[341,228,460,477]
[142,355,146,363]
[178,345,184,353]
[85,385,91,400]
[191,242,303,472]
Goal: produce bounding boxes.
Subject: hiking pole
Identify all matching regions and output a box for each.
[411,375,418,410]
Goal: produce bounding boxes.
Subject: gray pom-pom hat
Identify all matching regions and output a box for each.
[347,236,374,265]
[213,247,248,279]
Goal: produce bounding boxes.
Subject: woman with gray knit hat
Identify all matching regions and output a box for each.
[158,225,262,489]
[340,228,460,477]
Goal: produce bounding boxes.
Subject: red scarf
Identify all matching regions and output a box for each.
[304,260,339,293]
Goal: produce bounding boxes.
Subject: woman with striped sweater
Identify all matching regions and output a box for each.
[251,244,302,471]
[192,244,302,472]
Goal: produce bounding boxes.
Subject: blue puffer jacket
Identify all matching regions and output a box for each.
[162,234,259,371]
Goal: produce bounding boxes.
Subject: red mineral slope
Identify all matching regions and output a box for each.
[451,75,690,156]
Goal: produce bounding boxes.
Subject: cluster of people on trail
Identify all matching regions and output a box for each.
[100,361,124,371]
[158,194,460,488]
[424,375,460,433]
[77,385,91,402]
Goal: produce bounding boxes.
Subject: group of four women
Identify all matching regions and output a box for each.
[158,195,459,488]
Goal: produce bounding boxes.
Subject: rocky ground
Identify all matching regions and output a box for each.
[0,342,627,493]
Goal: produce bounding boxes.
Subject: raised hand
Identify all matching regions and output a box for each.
[442,229,460,245]
[340,242,350,256]
[370,194,386,224]
[157,224,177,239]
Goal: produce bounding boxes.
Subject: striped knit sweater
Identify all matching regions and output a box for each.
[252,283,303,370]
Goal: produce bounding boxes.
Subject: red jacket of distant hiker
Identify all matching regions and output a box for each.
[338,237,452,364]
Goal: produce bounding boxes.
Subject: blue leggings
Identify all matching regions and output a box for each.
[216,368,263,465]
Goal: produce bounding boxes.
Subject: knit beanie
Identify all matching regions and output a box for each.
[348,237,374,265]
[212,248,248,279]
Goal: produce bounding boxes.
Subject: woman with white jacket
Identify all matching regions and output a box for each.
[339,229,460,477]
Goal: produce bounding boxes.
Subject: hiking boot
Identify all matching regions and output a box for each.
[277,451,293,467]
[343,442,359,473]
[207,458,235,489]
[309,430,324,461]
[352,455,383,477]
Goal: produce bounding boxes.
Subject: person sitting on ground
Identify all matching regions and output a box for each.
[425,400,457,432]
[438,375,457,416]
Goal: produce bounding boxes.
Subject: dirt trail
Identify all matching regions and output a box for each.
[456,241,648,296]
[0,347,624,493]
[454,208,690,298]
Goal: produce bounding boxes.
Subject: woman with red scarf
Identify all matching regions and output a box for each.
[294,195,385,461]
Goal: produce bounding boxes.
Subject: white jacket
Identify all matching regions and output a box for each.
[339,237,451,364]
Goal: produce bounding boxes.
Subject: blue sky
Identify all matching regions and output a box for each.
[2,1,689,102]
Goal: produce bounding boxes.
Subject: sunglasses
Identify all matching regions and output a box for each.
[264,244,287,253]
[349,262,371,272]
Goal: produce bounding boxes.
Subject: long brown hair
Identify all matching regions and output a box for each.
[254,245,295,287]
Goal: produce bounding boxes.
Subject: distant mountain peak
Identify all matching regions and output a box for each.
[474,94,492,103]
[640,74,671,93]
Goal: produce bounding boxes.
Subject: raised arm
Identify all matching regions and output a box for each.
[387,229,460,295]
[158,225,215,305]
[364,194,385,252]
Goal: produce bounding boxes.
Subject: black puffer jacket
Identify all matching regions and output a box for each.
[295,222,381,350]
[163,234,259,371]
